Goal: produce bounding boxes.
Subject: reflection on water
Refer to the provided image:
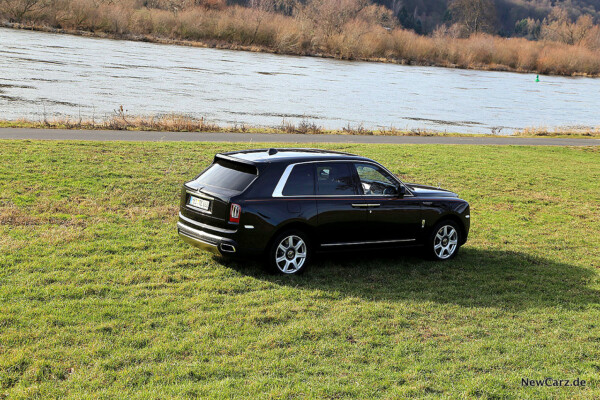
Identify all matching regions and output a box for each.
[1,27,599,133]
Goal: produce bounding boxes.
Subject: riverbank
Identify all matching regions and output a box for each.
[0,116,474,137]
[1,117,599,139]
[2,13,600,77]
[3,127,600,146]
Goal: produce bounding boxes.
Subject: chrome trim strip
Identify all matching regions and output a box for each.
[177,221,223,243]
[272,164,295,197]
[186,190,214,200]
[321,238,416,247]
[177,222,220,254]
[178,212,237,234]
[178,230,216,247]
[271,160,414,198]
[351,203,381,207]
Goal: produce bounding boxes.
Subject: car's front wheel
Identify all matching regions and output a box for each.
[267,230,311,274]
[426,220,461,260]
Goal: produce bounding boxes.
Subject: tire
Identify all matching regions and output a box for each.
[425,220,461,261]
[267,229,311,275]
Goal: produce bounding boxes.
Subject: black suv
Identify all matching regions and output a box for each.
[177,148,470,274]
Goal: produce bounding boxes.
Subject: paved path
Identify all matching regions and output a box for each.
[1,128,598,146]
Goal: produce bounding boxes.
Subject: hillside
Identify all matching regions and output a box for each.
[372,0,600,34]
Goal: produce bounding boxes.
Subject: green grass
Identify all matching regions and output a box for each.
[1,140,599,399]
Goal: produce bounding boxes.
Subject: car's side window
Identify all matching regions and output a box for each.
[282,164,315,196]
[316,163,357,195]
[354,163,398,196]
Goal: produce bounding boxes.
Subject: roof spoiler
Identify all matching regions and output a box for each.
[214,153,259,175]
[214,153,257,166]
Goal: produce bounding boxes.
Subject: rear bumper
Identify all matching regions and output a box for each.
[177,221,238,255]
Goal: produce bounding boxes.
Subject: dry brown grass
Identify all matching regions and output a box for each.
[3,0,600,76]
[0,0,600,76]
[0,114,223,132]
[3,114,600,138]
[0,113,472,136]
[513,126,600,137]
[106,108,224,132]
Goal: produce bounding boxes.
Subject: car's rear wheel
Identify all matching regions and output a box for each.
[267,230,311,274]
[426,220,461,260]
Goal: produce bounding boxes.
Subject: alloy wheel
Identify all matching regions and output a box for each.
[433,225,458,259]
[275,235,307,274]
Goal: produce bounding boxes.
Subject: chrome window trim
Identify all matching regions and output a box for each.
[272,163,295,197]
[272,160,414,198]
[321,238,416,247]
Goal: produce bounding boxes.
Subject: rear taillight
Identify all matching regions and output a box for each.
[229,203,241,223]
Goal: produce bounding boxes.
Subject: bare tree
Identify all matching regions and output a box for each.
[389,0,402,16]
[248,0,297,15]
[301,0,367,37]
[1,0,42,22]
[541,8,594,45]
[449,0,496,35]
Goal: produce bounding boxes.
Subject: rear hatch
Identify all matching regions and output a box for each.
[180,156,258,231]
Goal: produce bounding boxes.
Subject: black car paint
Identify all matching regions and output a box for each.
[177,149,470,257]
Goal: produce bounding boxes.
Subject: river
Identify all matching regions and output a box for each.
[1,27,599,134]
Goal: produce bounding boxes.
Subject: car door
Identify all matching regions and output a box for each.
[314,162,369,247]
[352,163,422,243]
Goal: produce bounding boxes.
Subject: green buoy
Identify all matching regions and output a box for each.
[536,74,540,82]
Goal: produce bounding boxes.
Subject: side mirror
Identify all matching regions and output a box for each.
[398,185,406,197]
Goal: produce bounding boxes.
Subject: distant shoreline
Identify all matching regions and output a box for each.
[2,22,600,78]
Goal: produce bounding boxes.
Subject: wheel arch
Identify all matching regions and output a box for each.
[431,213,467,245]
[265,221,316,253]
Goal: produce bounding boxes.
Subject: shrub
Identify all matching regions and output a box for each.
[2,0,600,76]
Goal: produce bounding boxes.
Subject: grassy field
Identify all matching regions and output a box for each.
[1,140,599,399]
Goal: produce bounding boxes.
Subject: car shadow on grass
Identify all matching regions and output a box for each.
[218,246,600,310]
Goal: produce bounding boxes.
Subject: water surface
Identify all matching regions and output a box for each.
[1,27,599,133]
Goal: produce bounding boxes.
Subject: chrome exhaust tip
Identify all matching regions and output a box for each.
[220,243,236,253]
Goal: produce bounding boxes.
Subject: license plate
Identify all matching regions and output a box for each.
[189,196,210,211]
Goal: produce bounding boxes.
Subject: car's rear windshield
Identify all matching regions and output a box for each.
[194,159,257,192]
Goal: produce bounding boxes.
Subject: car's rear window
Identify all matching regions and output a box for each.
[194,159,257,191]
[283,164,315,196]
